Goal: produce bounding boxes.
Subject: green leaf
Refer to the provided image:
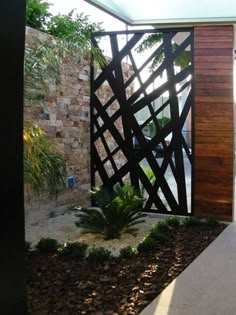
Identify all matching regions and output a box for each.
[75,183,147,240]
[24,121,66,196]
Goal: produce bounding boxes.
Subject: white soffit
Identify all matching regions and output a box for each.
[85,0,236,25]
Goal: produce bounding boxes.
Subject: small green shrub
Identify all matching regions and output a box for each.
[36,238,60,253]
[120,246,138,258]
[165,215,180,227]
[156,221,169,233]
[137,236,156,253]
[87,247,111,262]
[184,216,201,226]
[150,227,167,242]
[75,183,146,240]
[205,216,219,227]
[58,242,88,258]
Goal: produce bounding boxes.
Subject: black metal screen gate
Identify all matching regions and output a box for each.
[91,28,194,215]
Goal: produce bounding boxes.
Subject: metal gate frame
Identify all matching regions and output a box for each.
[90,28,194,216]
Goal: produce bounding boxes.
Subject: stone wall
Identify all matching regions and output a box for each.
[24,27,133,224]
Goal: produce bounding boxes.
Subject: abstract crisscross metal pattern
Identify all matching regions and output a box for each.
[91,29,194,215]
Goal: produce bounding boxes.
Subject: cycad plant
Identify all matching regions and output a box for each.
[75,184,146,240]
[24,120,66,196]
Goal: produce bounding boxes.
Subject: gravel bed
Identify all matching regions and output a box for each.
[26,210,165,256]
[27,223,226,314]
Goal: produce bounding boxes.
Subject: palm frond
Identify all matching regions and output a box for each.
[136,33,191,71]
[136,33,163,53]
[24,120,66,196]
[75,183,147,240]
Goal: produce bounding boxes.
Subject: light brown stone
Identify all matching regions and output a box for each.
[24,26,133,224]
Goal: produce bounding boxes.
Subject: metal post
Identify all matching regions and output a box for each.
[0,0,28,314]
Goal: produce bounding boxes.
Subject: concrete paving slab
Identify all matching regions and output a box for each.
[140,223,236,315]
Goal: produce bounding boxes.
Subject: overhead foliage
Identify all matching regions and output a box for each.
[25,8,105,102]
[45,9,105,62]
[26,0,52,31]
[46,9,102,41]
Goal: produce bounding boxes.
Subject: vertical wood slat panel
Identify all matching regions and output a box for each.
[194,25,234,221]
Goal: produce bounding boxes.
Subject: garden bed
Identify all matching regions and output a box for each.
[27,221,226,315]
[26,211,158,255]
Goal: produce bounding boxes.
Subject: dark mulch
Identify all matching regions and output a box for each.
[27,223,227,315]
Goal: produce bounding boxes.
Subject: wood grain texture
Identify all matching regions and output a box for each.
[195,122,233,131]
[195,96,233,103]
[195,37,233,43]
[195,82,232,90]
[195,108,233,118]
[194,157,233,173]
[194,48,232,56]
[195,68,232,76]
[195,75,232,83]
[195,129,233,138]
[195,89,233,96]
[194,29,234,37]
[193,25,234,221]
[195,42,233,49]
[195,62,232,69]
[195,115,233,124]
[195,137,233,144]
[194,55,232,62]
[194,200,232,221]
[195,102,233,111]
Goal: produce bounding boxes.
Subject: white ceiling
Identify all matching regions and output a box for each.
[85,0,236,25]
